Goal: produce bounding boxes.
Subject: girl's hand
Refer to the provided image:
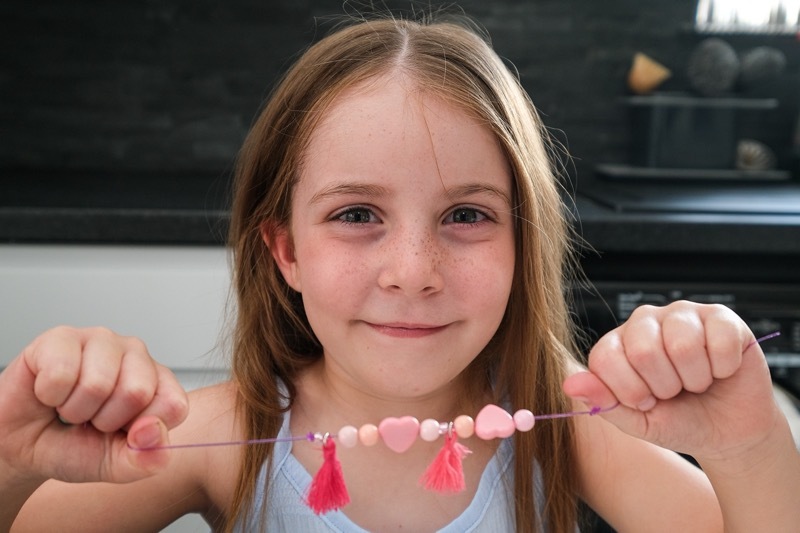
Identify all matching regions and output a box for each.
[0,326,189,487]
[563,301,780,462]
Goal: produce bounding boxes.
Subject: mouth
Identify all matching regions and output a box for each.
[365,322,449,338]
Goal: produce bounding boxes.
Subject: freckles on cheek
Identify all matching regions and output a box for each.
[305,251,370,298]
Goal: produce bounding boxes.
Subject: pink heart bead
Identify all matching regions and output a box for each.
[378,416,420,453]
[474,404,515,440]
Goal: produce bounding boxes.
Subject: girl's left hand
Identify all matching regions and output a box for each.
[563,301,781,462]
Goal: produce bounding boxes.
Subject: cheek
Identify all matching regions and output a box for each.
[470,241,515,288]
[295,242,372,304]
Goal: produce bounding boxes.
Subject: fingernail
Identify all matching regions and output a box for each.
[638,396,657,411]
[133,421,163,449]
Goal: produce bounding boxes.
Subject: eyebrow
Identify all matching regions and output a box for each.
[445,183,512,207]
[307,181,512,207]
[308,183,389,206]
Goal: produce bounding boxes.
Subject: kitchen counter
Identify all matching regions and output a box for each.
[576,181,800,255]
[0,168,231,244]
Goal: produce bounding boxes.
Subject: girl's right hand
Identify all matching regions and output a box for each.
[0,326,189,487]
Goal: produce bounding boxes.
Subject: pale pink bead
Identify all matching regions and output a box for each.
[513,409,535,432]
[453,415,474,439]
[338,425,359,448]
[358,423,379,446]
[419,418,441,442]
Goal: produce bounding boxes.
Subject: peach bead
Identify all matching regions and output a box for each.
[338,425,359,448]
[419,418,441,442]
[453,415,474,439]
[358,423,379,446]
[513,409,535,432]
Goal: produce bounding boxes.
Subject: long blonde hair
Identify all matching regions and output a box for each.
[226,12,581,533]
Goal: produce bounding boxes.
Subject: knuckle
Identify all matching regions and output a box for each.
[586,346,613,375]
[664,337,695,363]
[80,375,116,401]
[629,304,658,320]
[684,374,713,394]
[123,336,151,356]
[659,379,684,399]
[161,392,190,427]
[121,381,155,411]
[86,325,117,339]
[133,365,190,428]
[625,344,652,369]
[48,324,79,337]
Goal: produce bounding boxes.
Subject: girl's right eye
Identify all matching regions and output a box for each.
[335,207,377,224]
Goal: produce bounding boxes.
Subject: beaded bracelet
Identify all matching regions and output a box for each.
[131,402,617,514]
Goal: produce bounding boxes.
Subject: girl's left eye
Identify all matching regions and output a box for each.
[335,207,377,224]
[444,207,488,224]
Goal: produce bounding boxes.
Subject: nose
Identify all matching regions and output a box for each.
[377,226,445,296]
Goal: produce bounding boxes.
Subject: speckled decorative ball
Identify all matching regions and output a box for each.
[736,139,777,171]
[687,38,740,96]
[740,46,787,86]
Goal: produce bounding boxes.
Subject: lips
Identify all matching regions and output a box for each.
[365,321,448,338]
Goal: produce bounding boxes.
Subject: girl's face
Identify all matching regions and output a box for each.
[271,74,516,402]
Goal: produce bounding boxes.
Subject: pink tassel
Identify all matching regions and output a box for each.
[306,437,350,514]
[420,432,472,493]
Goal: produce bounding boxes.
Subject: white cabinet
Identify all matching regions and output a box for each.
[0,244,230,389]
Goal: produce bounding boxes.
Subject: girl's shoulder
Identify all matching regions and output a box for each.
[173,380,244,521]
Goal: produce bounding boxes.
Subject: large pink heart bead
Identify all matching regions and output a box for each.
[474,404,515,440]
[378,416,420,453]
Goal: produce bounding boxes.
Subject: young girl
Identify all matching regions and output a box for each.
[2,13,798,533]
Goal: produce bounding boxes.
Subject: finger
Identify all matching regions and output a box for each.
[56,332,123,424]
[133,364,189,430]
[661,307,713,394]
[91,338,158,432]
[587,330,656,411]
[25,326,83,408]
[702,304,747,379]
[620,312,683,400]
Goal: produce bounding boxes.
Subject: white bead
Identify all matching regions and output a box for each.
[419,418,441,442]
[338,425,359,448]
[513,409,536,432]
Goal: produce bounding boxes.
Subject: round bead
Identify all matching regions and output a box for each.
[358,423,379,446]
[419,418,441,442]
[338,425,359,448]
[453,415,474,439]
[513,409,536,432]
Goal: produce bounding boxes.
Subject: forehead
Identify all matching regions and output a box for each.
[299,73,511,189]
[313,73,485,137]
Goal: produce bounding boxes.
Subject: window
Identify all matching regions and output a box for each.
[695,0,800,33]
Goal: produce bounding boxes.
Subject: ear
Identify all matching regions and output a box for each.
[260,221,302,292]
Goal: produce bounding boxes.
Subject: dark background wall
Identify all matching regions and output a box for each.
[1,0,797,194]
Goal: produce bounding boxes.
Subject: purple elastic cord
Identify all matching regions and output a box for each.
[129,433,313,452]
[534,403,619,420]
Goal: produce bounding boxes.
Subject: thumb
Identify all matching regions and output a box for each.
[562,371,647,438]
[121,416,172,478]
[562,370,616,409]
